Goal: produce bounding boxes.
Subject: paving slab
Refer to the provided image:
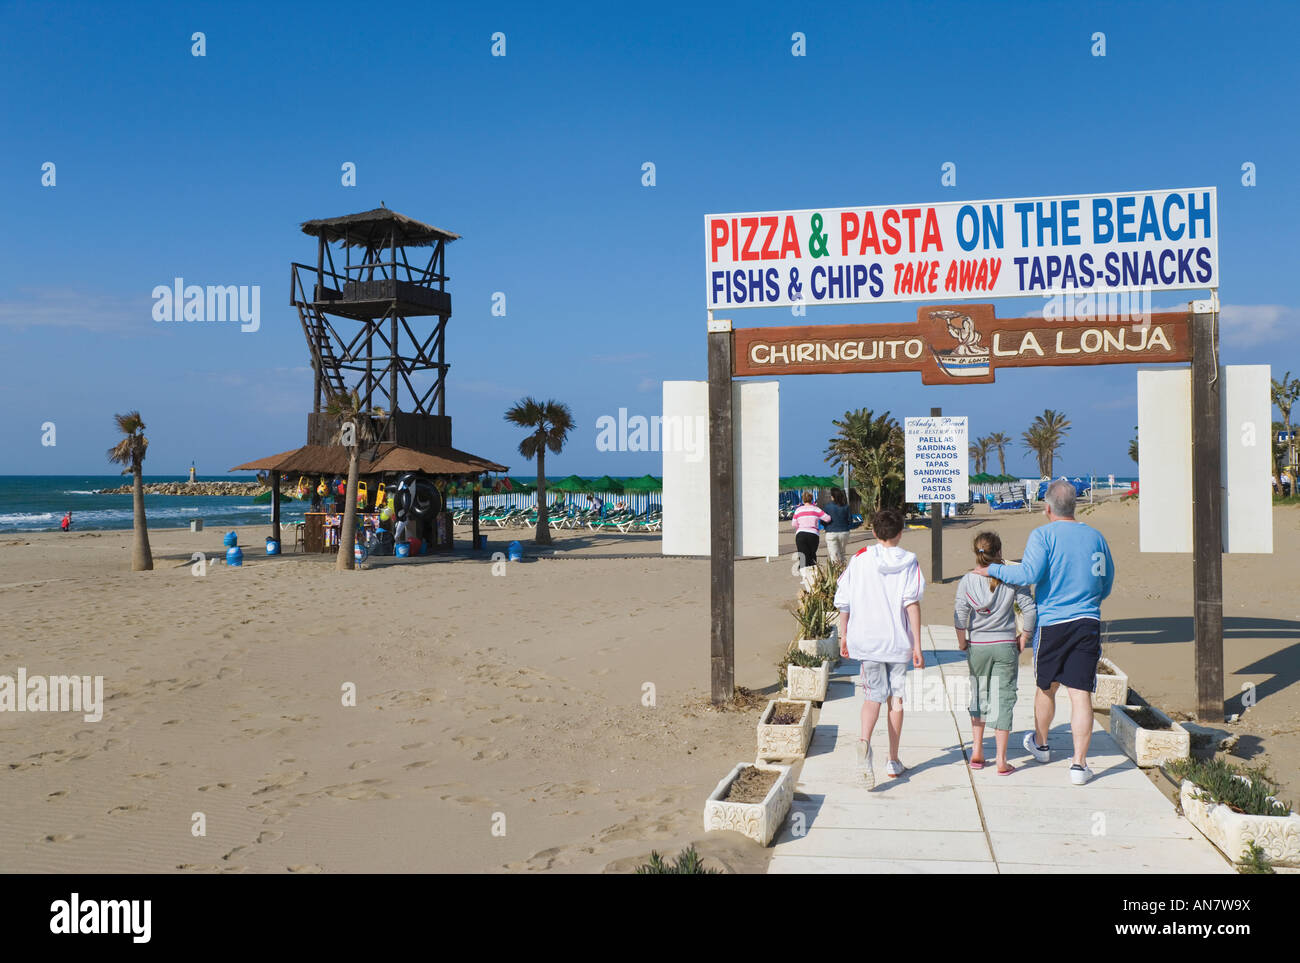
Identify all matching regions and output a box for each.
[765,624,1233,875]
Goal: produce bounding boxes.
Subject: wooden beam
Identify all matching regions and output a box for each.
[271,470,281,547]
[1190,305,1224,722]
[472,488,481,553]
[708,326,735,705]
[930,406,942,584]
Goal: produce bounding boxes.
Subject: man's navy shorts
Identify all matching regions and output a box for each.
[1034,617,1101,691]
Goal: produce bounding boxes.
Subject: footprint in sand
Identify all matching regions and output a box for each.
[253,771,308,795]
[198,783,234,791]
[348,759,373,770]
[256,831,283,844]
[403,760,433,770]
[399,742,431,751]
[287,864,323,873]
[43,833,82,843]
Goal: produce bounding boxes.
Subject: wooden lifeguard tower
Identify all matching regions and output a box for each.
[234,207,507,553]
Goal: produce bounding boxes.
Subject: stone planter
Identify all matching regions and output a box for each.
[1092,657,1129,709]
[703,762,794,846]
[1110,705,1190,767]
[787,659,830,702]
[1180,779,1300,868]
[797,625,839,660]
[756,699,813,761]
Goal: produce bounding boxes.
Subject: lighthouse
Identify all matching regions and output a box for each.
[188,462,197,484]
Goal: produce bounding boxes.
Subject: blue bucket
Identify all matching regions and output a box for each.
[226,546,243,567]
[265,538,280,555]
[395,542,410,558]
[507,540,523,562]
[223,531,238,548]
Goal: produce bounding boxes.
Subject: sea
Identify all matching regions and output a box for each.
[0,475,301,534]
[0,474,1139,534]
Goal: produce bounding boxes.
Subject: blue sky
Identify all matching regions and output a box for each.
[2,0,1296,478]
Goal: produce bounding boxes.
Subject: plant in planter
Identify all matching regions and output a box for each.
[703,762,794,846]
[1169,757,1300,868]
[1110,704,1190,767]
[780,645,831,702]
[756,698,814,761]
[1092,656,1129,709]
[635,845,722,874]
[793,566,840,660]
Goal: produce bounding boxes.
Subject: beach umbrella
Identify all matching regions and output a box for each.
[586,475,624,494]
[622,474,662,493]
[548,474,589,493]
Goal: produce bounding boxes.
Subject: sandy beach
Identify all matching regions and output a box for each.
[1,499,1296,873]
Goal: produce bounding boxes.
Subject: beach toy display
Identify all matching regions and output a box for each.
[226,545,243,567]
[395,541,410,558]
[354,540,368,564]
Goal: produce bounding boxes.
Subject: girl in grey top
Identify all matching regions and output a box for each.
[954,531,1036,774]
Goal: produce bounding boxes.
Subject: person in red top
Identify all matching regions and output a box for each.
[61,511,72,532]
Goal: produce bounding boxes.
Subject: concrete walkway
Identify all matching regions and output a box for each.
[768,624,1231,874]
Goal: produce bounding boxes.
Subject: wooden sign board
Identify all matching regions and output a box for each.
[732,304,1191,384]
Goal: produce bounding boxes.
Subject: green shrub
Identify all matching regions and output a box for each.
[635,845,722,875]
[1167,757,1292,817]
[777,644,828,687]
[1238,842,1275,875]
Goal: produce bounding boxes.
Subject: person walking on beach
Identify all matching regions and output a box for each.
[975,479,1114,785]
[792,491,831,569]
[823,488,852,564]
[835,508,925,788]
[955,531,1035,775]
[61,511,72,532]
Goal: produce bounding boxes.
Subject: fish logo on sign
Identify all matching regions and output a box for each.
[929,310,991,379]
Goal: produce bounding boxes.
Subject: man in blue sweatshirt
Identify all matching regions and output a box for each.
[974,479,1114,785]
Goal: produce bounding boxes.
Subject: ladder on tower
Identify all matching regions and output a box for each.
[297,301,347,401]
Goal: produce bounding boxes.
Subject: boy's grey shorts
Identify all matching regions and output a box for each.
[857,660,908,703]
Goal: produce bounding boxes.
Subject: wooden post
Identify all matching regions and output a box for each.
[708,324,735,705]
[1190,304,1224,722]
[472,488,481,553]
[930,406,943,584]
[271,470,281,547]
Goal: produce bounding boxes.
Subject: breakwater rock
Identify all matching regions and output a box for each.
[95,481,287,496]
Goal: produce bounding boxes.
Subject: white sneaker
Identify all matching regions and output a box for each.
[858,741,875,788]
[886,759,907,779]
[1070,764,1094,785]
[1022,732,1050,764]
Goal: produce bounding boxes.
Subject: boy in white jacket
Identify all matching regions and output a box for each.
[834,508,925,788]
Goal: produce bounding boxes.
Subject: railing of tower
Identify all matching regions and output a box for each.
[290,262,450,304]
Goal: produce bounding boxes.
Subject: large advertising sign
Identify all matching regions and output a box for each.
[705,187,1217,310]
[905,417,968,504]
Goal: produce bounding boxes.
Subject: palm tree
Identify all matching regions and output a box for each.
[969,436,992,474]
[862,442,903,512]
[107,411,153,571]
[986,431,1011,476]
[504,398,574,545]
[825,408,903,511]
[325,389,375,571]
[1272,371,1300,472]
[1022,409,1071,478]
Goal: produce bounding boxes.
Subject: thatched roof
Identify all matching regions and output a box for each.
[300,208,460,248]
[231,443,506,476]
